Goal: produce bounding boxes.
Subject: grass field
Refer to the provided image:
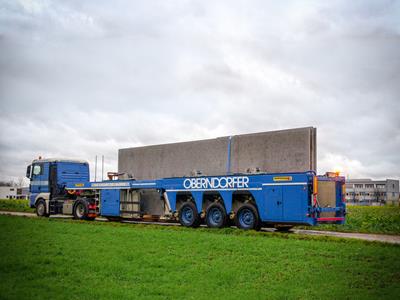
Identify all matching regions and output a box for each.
[0,215,399,299]
[307,205,400,235]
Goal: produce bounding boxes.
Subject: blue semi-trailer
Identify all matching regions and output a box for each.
[26,158,346,230]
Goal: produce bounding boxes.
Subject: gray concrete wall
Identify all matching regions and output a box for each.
[119,137,229,180]
[230,127,316,174]
[118,127,316,180]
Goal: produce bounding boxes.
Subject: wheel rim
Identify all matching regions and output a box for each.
[208,207,223,226]
[37,203,45,216]
[181,206,194,225]
[76,204,85,218]
[239,208,254,229]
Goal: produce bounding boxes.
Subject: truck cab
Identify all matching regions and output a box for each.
[26,158,91,215]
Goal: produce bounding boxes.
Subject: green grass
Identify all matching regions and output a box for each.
[1,200,399,235]
[0,215,399,299]
[304,206,400,235]
[0,198,34,212]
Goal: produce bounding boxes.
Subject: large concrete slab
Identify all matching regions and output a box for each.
[230,127,316,174]
[119,137,229,180]
[118,127,316,180]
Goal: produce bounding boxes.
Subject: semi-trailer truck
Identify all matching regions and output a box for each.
[26,157,345,230]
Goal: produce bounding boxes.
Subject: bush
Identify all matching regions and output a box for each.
[0,199,33,212]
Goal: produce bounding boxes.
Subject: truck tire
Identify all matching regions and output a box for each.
[73,201,88,220]
[179,202,200,228]
[36,199,49,217]
[235,203,260,230]
[205,202,227,228]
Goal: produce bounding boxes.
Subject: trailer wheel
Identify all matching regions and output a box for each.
[36,199,49,217]
[179,202,200,228]
[206,202,227,228]
[235,203,259,230]
[73,201,87,220]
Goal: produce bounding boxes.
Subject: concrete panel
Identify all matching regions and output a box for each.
[119,137,229,180]
[118,127,316,180]
[230,127,316,174]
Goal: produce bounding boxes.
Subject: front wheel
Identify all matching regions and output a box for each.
[235,203,260,230]
[36,199,49,217]
[179,202,200,228]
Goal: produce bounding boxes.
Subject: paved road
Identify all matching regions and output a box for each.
[1,210,399,244]
[292,229,400,244]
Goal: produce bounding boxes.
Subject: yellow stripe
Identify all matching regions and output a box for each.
[273,176,292,182]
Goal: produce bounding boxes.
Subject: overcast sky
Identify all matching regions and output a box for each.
[0,0,399,184]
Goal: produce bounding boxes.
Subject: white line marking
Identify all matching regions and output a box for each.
[30,181,49,186]
[165,188,262,192]
[262,182,308,186]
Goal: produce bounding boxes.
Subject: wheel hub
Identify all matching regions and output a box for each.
[182,207,194,224]
[76,204,85,218]
[37,203,44,215]
[209,208,222,225]
[240,208,254,227]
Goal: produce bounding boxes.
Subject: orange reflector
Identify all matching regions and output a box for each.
[313,176,318,195]
[342,184,346,202]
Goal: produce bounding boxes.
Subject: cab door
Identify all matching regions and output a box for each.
[30,163,50,194]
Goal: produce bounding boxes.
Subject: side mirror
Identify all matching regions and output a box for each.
[26,165,32,179]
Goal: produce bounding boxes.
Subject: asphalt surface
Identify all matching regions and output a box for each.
[1,210,399,244]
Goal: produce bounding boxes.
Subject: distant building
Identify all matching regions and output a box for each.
[0,186,17,199]
[0,186,29,200]
[345,179,399,205]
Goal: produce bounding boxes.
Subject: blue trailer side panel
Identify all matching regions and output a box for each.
[101,189,120,216]
[282,185,308,222]
[264,186,283,221]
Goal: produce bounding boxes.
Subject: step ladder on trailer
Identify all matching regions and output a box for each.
[94,190,100,215]
[120,190,142,218]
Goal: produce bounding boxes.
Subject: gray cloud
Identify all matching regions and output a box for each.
[0,0,399,184]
